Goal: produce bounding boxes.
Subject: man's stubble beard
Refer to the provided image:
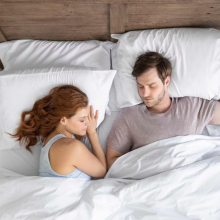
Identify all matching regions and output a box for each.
[143,86,166,108]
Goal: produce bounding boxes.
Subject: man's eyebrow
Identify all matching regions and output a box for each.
[137,82,156,86]
[80,116,88,118]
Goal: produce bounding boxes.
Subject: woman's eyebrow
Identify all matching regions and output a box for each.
[80,115,89,118]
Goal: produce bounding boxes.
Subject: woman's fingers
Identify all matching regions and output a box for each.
[89,106,98,120]
[90,105,94,118]
[95,110,98,120]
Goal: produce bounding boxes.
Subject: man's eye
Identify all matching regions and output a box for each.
[80,121,84,123]
[139,86,144,89]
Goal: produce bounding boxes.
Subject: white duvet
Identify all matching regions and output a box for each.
[0,135,220,220]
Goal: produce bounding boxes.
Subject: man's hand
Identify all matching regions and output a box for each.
[209,101,220,125]
[106,146,124,170]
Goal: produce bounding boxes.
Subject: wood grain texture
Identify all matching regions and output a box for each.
[125,3,220,31]
[0,28,7,42]
[0,0,126,3]
[127,0,220,3]
[0,59,4,71]
[1,1,220,41]
[0,0,219,3]
[110,4,126,34]
[0,3,110,41]
[0,3,109,16]
[1,26,110,41]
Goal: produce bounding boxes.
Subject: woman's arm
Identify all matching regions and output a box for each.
[71,140,107,178]
[86,106,107,171]
[209,101,220,125]
[71,105,107,178]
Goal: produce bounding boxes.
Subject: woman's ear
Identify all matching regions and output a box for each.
[60,117,67,126]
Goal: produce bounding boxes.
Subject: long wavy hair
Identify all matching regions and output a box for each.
[10,85,88,153]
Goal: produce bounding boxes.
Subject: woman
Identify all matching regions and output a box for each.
[11,85,107,179]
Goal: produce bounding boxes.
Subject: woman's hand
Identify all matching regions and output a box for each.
[86,105,98,136]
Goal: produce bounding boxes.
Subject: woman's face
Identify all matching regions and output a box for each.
[65,106,90,136]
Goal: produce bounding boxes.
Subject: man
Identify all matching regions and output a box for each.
[106,52,220,169]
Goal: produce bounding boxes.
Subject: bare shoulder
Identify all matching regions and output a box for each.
[63,138,86,152]
[51,137,87,156]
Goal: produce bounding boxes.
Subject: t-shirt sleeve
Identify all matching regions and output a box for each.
[188,97,217,130]
[106,110,132,154]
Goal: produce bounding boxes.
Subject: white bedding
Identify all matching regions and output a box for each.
[1,134,220,220]
[0,112,119,176]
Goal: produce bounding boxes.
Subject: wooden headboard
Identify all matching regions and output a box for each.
[1,0,220,42]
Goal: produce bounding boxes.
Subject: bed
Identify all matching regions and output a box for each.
[0,1,220,219]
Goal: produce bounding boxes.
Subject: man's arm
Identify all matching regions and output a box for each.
[209,101,220,125]
[106,146,125,170]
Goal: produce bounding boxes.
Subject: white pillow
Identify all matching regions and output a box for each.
[112,28,220,108]
[0,67,116,150]
[0,39,115,71]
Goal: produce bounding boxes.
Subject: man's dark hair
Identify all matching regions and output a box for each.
[132,52,172,84]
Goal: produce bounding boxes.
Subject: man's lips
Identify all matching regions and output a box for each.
[144,98,151,100]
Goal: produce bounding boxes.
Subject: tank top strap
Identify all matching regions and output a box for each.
[43,134,67,148]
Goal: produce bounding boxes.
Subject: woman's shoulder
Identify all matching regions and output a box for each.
[57,137,87,155]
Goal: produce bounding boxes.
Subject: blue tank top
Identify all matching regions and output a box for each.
[39,134,91,180]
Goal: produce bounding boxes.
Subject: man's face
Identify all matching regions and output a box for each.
[137,67,168,108]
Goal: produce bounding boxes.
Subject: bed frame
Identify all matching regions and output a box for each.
[0,0,220,42]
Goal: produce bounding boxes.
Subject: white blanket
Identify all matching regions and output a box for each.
[0,135,220,220]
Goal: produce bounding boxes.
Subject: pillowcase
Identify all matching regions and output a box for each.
[0,67,116,150]
[112,28,220,108]
[0,39,115,71]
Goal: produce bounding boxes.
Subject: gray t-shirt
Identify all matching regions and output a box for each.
[107,97,217,154]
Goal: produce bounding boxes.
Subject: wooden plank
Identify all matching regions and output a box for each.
[1,26,110,41]
[126,3,220,31]
[110,4,126,36]
[0,0,127,3]
[0,28,7,42]
[0,3,108,16]
[0,59,4,71]
[127,0,220,3]
[127,3,220,15]
[0,2,110,41]
[1,0,218,2]
[126,15,220,30]
[0,16,109,27]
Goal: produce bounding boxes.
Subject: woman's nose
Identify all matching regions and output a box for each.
[85,118,90,125]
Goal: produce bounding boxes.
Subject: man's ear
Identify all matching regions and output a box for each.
[165,76,170,86]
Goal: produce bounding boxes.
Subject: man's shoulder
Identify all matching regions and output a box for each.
[175,96,201,104]
[120,103,144,115]
[175,96,208,109]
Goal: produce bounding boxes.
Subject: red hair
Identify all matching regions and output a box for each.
[10,85,88,153]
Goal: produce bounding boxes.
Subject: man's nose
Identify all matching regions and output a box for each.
[143,87,150,97]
